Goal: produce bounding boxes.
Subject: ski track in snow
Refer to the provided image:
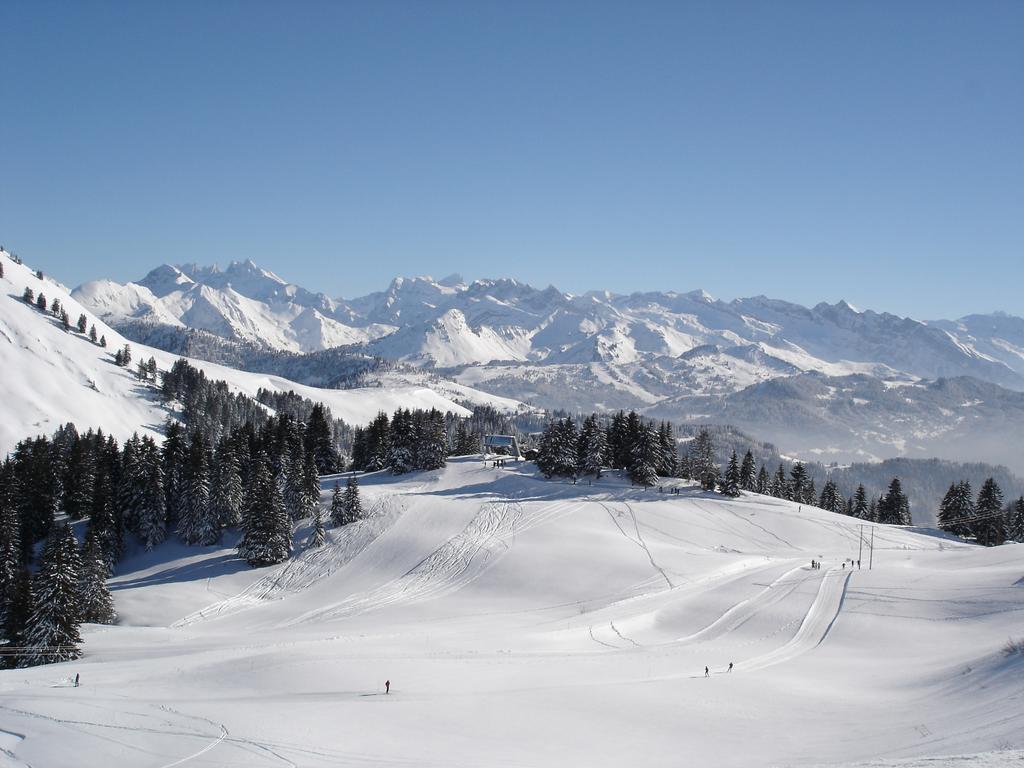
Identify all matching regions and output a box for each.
[172,493,405,627]
[738,566,851,671]
[674,561,814,645]
[286,498,579,625]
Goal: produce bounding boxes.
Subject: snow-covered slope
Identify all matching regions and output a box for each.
[1,459,1020,767]
[0,251,522,453]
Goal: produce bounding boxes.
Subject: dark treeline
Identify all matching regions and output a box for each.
[350,409,449,473]
[534,412,920,527]
[938,479,1023,547]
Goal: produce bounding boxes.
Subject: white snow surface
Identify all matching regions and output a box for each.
[1,458,1021,767]
[0,252,519,453]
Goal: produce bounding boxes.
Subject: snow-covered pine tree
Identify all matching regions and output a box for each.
[937,483,959,534]
[852,484,869,519]
[629,420,660,487]
[177,431,218,545]
[35,293,47,312]
[1,565,31,668]
[21,523,82,667]
[0,501,22,634]
[771,464,787,498]
[974,478,1005,546]
[283,447,309,519]
[88,325,98,343]
[300,452,321,520]
[342,475,363,524]
[387,409,413,475]
[878,478,910,525]
[691,428,716,491]
[739,451,756,492]
[136,437,167,550]
[329,481,345,527]
[78,529,115,624]
[60,309,70,331]
[211,438,243,529]
[238,452,292,567]
[416,409,448,471]
[720,451,741,497]
[99,334,107,347]
[303,403,338,474]
[578,414,606,479]
[308,505,326,549]
[656,422,677,477]
[77,314,88,334]
[756,465,770,495]
[22,286,34,303]
[789,463,808,503]
[818,480,843,513]
[117,435,144,535]
[451,421,479,456]
[1008,497,1024,543]
[162,421,188,529]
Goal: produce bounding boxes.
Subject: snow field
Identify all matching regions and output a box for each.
[0,458,1021,767]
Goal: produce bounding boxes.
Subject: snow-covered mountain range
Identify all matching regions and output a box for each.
[72,262,1024,471]
[76,263,1024,387]
[0,252,523,455]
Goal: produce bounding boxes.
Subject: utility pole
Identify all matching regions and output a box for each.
[858,524,864,565]
[869,526,875,570]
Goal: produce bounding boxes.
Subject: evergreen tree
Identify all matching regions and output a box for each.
[720,451,741,497]
[771,464,788,499]
[22,286,34,303]
[537,419,579,479]
[162,421,188,529]
[21,523,82,666]
[308,504,326,549]
[789,463,808,503]
[691,428,716,491]
[136,437,167,550]
[211,438,243,529]
[100,334,107,348]
[177,431,217,545]
[739,451,756,492]
[755,465,770,495]
[451,421,479,456]
[329,481,345,527]
[868,497,878,522]
[578,414,606,479]
[852,485,869,519]
[1008,497,1024,543]
[77,314,88,334]
[303,403,338,473]
[0,501,22,634]
[656,422,677,477]
[238,452,291,566]
[342,475,363,524]
[78,529,116,624]
[416,409,449,471]
[818,479,843,513]
[35,293,47,312]
[629,420,660,487]
[974,478,1006,546]
[878,478,911,525]
[607,411,630,469]
[60,309,70,331]
[1,566,32,669]
[937,483,960,534]
[88,325,98,343]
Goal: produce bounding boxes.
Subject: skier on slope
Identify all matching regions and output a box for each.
[728,662,733,673]
[385,679,390,694]
[705,666,709,678]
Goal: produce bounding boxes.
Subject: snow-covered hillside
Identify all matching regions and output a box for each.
[0,459,1020,767]
[0,251,522,453]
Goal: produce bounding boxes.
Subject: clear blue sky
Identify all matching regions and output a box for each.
[1,1,1021,318]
